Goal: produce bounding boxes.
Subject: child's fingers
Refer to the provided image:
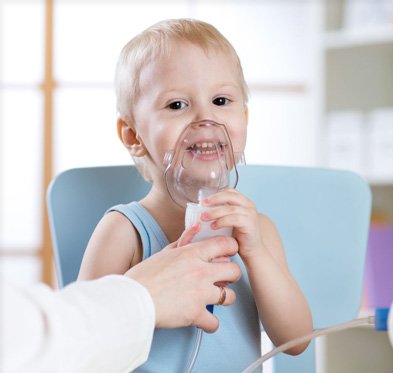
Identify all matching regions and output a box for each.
[201,204,250,223]
[202,188,253,208]
[210,214,251,231]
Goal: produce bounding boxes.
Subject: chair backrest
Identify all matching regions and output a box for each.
[235,165,371,372]
[47,164,371,372]
[236,165,371,328]
[47,165,151,287]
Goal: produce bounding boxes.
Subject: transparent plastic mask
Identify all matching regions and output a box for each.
[163,120,245,208]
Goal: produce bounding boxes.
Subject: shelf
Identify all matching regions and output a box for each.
[318,324,393,372]
[324,26,393,49]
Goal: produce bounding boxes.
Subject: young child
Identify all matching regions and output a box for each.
[78,18,313,372]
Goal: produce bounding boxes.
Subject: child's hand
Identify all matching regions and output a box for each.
[201,189,264,261]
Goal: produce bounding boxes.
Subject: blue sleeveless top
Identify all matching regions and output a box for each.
[108,202,261,372]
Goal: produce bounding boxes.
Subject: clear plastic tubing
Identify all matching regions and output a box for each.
[184,328,204,373]
[242,316,375,373]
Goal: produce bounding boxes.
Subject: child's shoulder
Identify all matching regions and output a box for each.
[92,211,143,265]
[99,209,136,232]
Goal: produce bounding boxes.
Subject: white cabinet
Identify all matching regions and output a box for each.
[317,1,393,370]
[320,0,393,183]
[317,325,393,373]
[319,0,393,248]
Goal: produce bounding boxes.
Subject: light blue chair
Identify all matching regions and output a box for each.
[46,165,151,287]
[236,165,371,372]
[46,164,372,372]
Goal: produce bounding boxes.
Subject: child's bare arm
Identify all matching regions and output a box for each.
[245,215,313,355]
[201,189,313,355]
[78,212,141,281]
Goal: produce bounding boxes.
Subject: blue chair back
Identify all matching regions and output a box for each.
[236,165,371,372]
[47,165,151,287]
[47,164,372,372]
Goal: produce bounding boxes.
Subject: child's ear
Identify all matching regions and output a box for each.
[117,118,147,157]
[244,106,249,126]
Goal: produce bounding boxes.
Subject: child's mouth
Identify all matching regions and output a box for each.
[187,141,226,158]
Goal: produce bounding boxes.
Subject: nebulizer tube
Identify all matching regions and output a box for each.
[242,316,376,373]
[184,327,204,373]
[164,120,244,373]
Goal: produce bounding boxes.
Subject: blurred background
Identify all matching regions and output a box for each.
[1,0,393,367]
[1,0,393,292]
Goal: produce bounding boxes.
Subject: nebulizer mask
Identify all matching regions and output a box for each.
[164,120,245,242]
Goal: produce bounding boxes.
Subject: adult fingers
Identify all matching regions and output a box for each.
[196,236,239,262]
[194,311,219,333]
[194,286,236,333]
[207,261,242,286]
[214,285,236,306]
[177,223,201,247]
[163,223,201,249]
[211,256,231,263]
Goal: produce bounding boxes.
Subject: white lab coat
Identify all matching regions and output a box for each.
[2,275,155,373]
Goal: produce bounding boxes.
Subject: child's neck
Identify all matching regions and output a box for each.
[140,185,186,243]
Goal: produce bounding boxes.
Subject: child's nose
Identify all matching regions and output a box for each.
[192,102,216,123]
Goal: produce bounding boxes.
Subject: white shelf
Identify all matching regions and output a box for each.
[324,26,393,49]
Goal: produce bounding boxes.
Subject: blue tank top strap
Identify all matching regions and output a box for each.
[106,201,170,259]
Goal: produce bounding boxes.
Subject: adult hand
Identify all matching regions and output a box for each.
[125,234,241,333]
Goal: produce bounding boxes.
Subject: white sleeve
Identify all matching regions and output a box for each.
[2,275,155,373]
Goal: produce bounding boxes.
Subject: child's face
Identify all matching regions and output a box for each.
[132,41,248,182]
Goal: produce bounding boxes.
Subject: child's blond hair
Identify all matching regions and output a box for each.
[114,18,249,123]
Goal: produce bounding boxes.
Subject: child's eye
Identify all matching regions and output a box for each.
[213,97,229,106]
[168,101,187,110]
